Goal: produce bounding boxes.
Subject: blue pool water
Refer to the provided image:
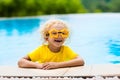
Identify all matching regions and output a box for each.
[0,13,120,66]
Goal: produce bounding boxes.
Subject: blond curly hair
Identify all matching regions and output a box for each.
[40,19,70,43]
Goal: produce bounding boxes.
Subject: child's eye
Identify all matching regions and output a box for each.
[62,32,65,35]
[62,32,67,35]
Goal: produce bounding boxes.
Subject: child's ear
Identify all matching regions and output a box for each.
[45,33,49,41]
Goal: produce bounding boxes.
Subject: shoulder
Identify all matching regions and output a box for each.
[62,45,79,58]
[62,45,75,53]
[63,45,72,50]
[29,45,47,53]
[28,45,47,55]
[62,45,77,54]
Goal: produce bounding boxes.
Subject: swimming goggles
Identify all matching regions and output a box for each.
[48,28,69,38]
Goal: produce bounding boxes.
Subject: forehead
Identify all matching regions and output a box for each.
[49,22,66,30]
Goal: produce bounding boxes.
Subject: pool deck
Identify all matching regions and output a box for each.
[0,64,120,79]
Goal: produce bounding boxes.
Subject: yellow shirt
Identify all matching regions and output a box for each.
[28,45,78,63]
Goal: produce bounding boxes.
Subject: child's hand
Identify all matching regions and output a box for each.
[42,62,59,70]
[35,62,43,69]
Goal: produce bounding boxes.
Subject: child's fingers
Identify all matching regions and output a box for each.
[42,62,49,67]
[42,64,50,70]
[42,63,50,69]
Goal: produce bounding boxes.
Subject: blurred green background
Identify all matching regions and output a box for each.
[0,0,120,17]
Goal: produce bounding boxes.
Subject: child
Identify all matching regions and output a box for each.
[18,19,84,70]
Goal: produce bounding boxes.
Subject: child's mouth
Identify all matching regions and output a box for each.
[54,39,63,42]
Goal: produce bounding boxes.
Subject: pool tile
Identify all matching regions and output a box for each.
[90,64,120,76]
[0,66,69,77]
[63,65,92,76]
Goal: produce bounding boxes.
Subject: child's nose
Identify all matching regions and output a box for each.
[58,34,62,38]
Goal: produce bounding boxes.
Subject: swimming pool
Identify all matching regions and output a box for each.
[0,13,120,65]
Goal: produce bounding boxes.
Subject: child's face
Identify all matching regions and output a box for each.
[47,23,69,48]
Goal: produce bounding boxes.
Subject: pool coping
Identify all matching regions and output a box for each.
[0,64,120,78]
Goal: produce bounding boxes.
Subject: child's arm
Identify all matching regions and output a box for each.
[42,56,84,70]
[58,56,84,67]
[18,56,42,69]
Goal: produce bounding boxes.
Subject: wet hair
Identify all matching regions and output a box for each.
[40,19,70,44]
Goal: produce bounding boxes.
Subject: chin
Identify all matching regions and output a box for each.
[54,44,63,48]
